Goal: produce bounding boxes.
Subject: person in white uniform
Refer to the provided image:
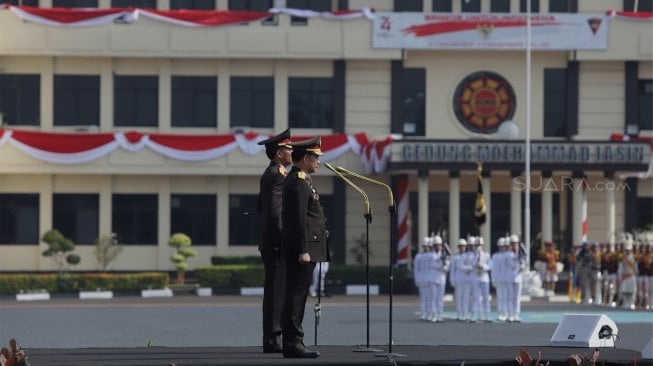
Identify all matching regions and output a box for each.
[491,237,509,321]
[449,238,468,321]
[619,241,639,310]
[506,234,526,322]
[461,236,476,321]
[414,236,433,320]
[309,261,329,298]
[429,235,450,322]
[470,237,492,322]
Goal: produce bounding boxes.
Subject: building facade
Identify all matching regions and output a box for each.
[0,0,651,272]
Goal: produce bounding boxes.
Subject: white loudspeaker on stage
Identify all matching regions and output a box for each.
[642,337,653,360]
[550,314,618,348]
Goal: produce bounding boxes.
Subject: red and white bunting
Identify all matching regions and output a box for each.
[0,4,373,28]
[606,9,653,20]
[0,129,368,165]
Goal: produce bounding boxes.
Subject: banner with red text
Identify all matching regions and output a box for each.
[373,12,609,50]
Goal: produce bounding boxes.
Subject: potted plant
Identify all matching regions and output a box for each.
[168,233,196,285]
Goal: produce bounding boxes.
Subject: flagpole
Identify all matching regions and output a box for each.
[525,0,532,268]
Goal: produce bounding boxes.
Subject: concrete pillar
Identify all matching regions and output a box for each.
[605,175,616,245]
[99,59,113,131]
[481,175,491,252]
[510,171,522,237]
[274,60,289,131]
[571,176,584,246]
[217,60,230,132]
[157,177,171,270]
[38,175,54,270]
[418,171,429,250]
[448,172,460,245]
[541,173,553,244]
[158,60,171,132]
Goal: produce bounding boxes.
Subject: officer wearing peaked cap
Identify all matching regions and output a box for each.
[280,135,327,359]
[256,129,293,354]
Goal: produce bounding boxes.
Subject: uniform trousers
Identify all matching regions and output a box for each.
[282,260,315,348]
[471,281,490,320]
[261,249,286,346]
[494,282,506,317]
[432,282,446,316]
[419,283,432,316]
[457,281,471,319]
[506,281,522,317]
[604,273,618,304]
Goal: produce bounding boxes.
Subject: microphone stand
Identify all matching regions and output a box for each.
[336,166,406,359]
[324,163,381,353]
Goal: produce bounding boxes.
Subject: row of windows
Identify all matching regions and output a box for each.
[7,0,653,13]
[0,193,335,246]
[397,0,575,13]
[3,69,651,135]
[0,75,333,129]
[4,0,334,24]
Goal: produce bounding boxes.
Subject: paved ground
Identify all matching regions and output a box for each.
[1,294,651,354]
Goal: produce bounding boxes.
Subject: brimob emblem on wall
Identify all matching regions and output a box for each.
[452,71,516,134]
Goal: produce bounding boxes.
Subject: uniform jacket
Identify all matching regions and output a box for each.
[281,166,328,262]
[257,161,286,253]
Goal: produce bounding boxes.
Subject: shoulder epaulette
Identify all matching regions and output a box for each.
[278,165,287,177]
[297,171,306,180]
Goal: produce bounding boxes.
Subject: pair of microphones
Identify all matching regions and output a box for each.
[323,163,395,219]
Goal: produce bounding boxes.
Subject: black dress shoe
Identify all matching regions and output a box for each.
[283,347,320,358]
[263,344,283,353]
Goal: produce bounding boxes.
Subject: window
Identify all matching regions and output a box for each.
[0,194,39,244]
[490,0,510,12]
[520,0,539,12]
[53,194,98,245]
[636,197,652,229]
[111,0,156,8]
[112,194,158,245]
[394,0,422,11]
[287,0,331,25]
[288,77,333,129]
[172,76,217,128]
[461,0,480,12]
[0,74,40,126]
[53,0,98,7]
[114,75,158,127]
[54,75,100,126]
[229,194,259,246]
[230,77,274,128]
[432,0,451,12]
[549,0,572,13]
[402,68,425,136]
[4,0,39,5]
[170,0,215,10]
[624,0,653,12]
[228,0,275,23]
[639,80,652,131]
[171,194,216,246]
[544,68,567,137]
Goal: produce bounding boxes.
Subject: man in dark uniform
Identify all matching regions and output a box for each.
[256,129,293,353]
[281,135,328,359]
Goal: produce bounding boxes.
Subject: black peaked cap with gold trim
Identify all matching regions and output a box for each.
[257,128,292,149]
[291,135,323,156]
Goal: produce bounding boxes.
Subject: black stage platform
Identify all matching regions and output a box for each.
[26,345,644,366]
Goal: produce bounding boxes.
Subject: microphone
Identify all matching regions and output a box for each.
[335,166,394,207]
[324,163,370,216]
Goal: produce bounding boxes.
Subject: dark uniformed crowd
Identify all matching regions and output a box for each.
[257,129,327,359]
[566,233,653,310]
